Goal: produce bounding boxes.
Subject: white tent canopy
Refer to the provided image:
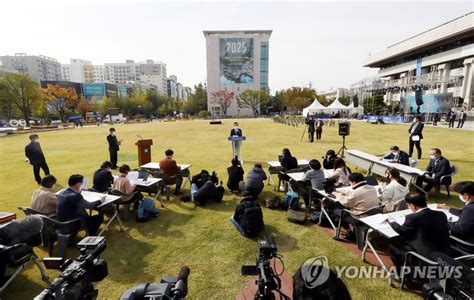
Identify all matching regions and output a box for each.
[327,98,349,110]
[302,99,327,116]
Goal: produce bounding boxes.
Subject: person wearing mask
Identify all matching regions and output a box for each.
[92,161,114,193]
[387,192,452,275]
[332,172,379,240]
[383,146,409,166]
[240,163,267,198]
[57,174,104,236]
[416,148,451,193]
[437,181,474,244]
[315,118,324,141]
[107,128,122,169]
[380,168,409,213]
[113,164,144,205]
[327,158,351,187]
[457,110,467,128]
[25,134,50,184]
[230,122,243,160]
[448,111,456,128]
[408,115,424,159]
[227,158,244,192]
[159,149,183,195]
[31,175,58,217]
[300,159,325,208]
[323,150,337,169]
[305,115,315,142]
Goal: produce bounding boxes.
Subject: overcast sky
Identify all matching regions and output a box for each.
[1,0,471,92]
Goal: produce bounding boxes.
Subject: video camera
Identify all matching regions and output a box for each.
[241,237,290,300]
[34,236,108,300]
[423,252,474,300]
[120,266,190,300]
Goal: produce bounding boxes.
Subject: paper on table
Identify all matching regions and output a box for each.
[411,135,420,141]
[80,178,89,190]
[127,171,139,182]
[393,215,405,225]
[369,214,388,224]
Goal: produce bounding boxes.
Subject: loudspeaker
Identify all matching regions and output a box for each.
[353,95,359,108]
[415,85,423,106]
[338,122,350,136]
[210,121,222,125]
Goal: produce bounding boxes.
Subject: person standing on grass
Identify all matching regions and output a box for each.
[305,115,315,142]
[408,115,424,159]
[107,127,121,169]
[25,134,50,185]
[315,118,323,141]
[457,110,467,128]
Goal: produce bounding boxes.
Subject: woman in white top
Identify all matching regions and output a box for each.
[327,158,351,187]
[381,167,409,213]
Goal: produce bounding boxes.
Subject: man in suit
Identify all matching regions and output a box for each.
[383,145,410,166]
[457,110,467,128]
[57,174,104,236]
[25,134,50,184]
[408,115,424,159]
[448,110,456,128]
[433,110,439,126]
[416,148,451,193]
[107,128,121,169]
[388,192,452,277]
[92,161,114,193]
[159,149,183,195]
[230,122,243,160]
[437,181,474,244]
[305,115,315,142]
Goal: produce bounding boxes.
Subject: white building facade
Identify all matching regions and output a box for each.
[204,30,271,116]
[364,12,474,112]
[0,53,61,82]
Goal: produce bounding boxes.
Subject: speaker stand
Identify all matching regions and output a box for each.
[336,135,348,158]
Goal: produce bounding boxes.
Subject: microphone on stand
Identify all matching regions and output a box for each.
[136,135,143,140]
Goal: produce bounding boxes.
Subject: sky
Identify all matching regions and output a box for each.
[0,0,471,92]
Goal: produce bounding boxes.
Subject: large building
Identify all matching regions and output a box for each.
[203,30,271,116]
[0,53,61,82]
[319,88,349,101]
[363,12,474,112]
[61,58,93,83]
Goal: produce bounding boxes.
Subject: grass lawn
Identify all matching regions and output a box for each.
[0,119,472,299]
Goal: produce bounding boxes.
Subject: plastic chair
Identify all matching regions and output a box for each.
[17,206,56,248]
[437,165,457,197]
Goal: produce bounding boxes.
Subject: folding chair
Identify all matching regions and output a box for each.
[436,165,457,197]
[39,216,88,258]
[449,235,474,256]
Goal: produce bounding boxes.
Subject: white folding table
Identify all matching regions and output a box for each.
[81,190,122,236]
[140,163,192,187]
[266,159,310,190]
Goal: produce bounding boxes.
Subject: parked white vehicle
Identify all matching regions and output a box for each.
[104,114,127,123]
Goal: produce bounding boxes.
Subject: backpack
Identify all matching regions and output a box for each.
[265,196,281,209]
[240,202,264,235]
[136,198,160,222]
[283,191,300,210]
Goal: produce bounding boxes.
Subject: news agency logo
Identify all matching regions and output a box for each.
[301,256,331,288]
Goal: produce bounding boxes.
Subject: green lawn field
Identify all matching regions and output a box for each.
[0,119,472,299]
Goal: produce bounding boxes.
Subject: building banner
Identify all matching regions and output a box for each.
[401,93,453,113]
[219,38,254,84]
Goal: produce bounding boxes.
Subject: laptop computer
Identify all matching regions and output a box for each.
[138,171,149,181]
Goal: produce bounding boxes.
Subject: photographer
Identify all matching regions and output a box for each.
[230,191,264,236]
[323,150,337,170]
[191,171,225,206]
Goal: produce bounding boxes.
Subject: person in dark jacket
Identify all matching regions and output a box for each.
[240,163,267,198]
[305,116,315,142]
[57,174,104,236]
[107,128,121,169]
[230,191,264,236]
[229,121,242,137]
[25,134,50,184]
[383,146,410,166]
[280,148,298,171]
[192,172,224,206]
[227,158,244,192]
[448,111,456,128]
[323,150,337,169]
[92,161,114,192]
[437,181,474,244]
[388,192,452,275]
[408,115,424,159]
[315,119,324,141]
[416,148,451,193]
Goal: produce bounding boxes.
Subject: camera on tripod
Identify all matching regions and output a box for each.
[35,236,108,300]
[241,237,290,300]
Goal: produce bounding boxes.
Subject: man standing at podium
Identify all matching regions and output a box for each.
[107,128,121,169]
[230,122,243,160]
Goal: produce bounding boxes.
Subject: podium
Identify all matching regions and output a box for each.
[228,136,246,161]
[135,139,153,166]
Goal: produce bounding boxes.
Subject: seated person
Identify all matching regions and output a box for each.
[92,161,114,192]
[240,163,267,198]
[383,146,409,166]
[159,149,183,195]
[191,172,225,206]
[326,158,351,187]
[230,191,264,236]
[293,263,351,300]
[280,148,298,171]
[57,174,104,236]
[332,172,379,239]
[416,148,451,193]
[192,169,211,189]
[300,159,325,208]
[31,175,57,217]
[437,181,474,244]
[388,192,452,275]
[323,149,337,169]
[227,158,244,192]
[381,167,409,213]
[113,164,143,205]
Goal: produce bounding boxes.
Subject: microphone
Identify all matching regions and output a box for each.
[172,266,190,298]
[136,135,143,140]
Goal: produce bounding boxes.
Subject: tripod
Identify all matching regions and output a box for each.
[336,135,348,158]
[299,124,308,142]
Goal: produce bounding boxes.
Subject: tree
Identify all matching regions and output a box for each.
[317,94,329,106]
[42,84,79,122]
[0,82,17,122]
[0,73,43,125]
[77,95,92,116]
[363,94,386,114]
[236,89,269,116]
[281,87,317,112]
[210,90,235,117]
[264,90,287,114]
[183,83,208,115]
[339,96,351,106]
